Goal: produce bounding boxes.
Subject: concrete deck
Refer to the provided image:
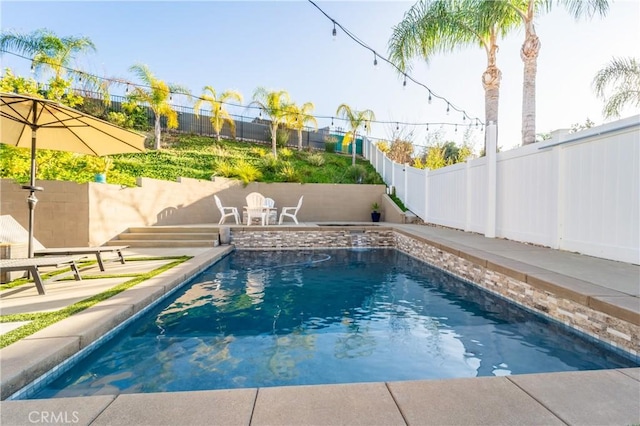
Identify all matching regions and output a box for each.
[1,224,638,425]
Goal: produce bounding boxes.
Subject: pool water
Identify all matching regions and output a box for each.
[32,249,637,398]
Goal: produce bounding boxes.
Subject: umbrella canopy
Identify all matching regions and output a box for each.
[0,92,146,257]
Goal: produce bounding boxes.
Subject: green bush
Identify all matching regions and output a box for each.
[307,153,325,167]
[234,160,262,184]
[325,141,336,153]
[345,164,367,183]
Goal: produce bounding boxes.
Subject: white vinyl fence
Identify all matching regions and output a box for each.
[363,115,640,264]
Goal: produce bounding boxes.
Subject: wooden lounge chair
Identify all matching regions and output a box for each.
[34,245,129,272]
[0,255,86,295]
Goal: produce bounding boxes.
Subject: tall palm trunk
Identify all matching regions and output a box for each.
[154,115,162,150]
[351,130,357,166]
[520,3,539,145]
[271,123,278,158]
[215,116,222,142]
[297,129,303,151]
[482,30,501,151]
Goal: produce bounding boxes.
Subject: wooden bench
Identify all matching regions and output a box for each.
[35,245,129,272]
[0,256,86,295]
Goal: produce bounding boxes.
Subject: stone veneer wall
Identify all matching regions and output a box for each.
[230,227,396,249]
[230,227,639,358]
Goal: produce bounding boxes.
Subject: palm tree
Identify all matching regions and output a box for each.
[389,0,520,151]
[336,104,375,166]
[0,28,96,104]
[0,28,95,80]
[592,57,640,119]
[194,86,243,142]
[250,87,291,157]
[287,102,318,151]
[128,63,191,150]
[494,0,609,145]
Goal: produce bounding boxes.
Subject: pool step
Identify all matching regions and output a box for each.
[106,226,221,248]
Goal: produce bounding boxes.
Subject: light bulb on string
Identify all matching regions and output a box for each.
[30,61,35,73]
[475,119,479,127]
[428,91,432,104]
[332,21,337,40]
[125,84,129,93]
[455,124,458,133]
[446,103,450,115]
[426,124,429,131]
[403,74,407,89]
[462,114,466,122]
[396,122,399,131]
[331,117,334,126]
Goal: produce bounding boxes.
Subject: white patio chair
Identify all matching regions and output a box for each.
[214,194,240,225]
[245,192,267,225]
[278,195,304,225]
[264,197,278,225]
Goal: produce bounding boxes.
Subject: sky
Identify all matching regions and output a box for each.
[1,0,639,153]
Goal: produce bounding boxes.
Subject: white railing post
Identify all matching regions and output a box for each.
[485,122,497,238]
[464,159,472,232]
[424,167,430,222]
[404,163,409,209]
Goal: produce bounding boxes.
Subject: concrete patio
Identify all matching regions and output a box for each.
[1,224,638,425]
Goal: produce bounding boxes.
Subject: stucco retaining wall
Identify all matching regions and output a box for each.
[1,178,387,247]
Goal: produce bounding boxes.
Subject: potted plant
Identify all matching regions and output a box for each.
[371,202,381,222]
[92,156,113,183]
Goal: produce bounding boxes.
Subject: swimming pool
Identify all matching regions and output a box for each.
[30,248,637,398]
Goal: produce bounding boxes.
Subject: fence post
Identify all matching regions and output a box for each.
[464,159,472,232]
[424,167,430,222]
[485,122,497,238]
[404,163,409,209]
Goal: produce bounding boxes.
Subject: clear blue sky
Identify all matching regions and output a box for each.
[1,1,639,152]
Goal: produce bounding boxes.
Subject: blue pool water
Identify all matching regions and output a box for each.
[32,249,637,398]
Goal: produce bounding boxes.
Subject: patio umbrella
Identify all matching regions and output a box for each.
[0,92,146,257]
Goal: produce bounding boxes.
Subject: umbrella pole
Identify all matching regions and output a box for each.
[22,125,42,258]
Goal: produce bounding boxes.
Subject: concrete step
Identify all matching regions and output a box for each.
[127,226,218,234]
[107,225,222,248]
[117,233,218,241]
[105,239,219,248]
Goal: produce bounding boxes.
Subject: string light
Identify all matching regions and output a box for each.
[125,84,129,93]
[307,0,483,127]
[373,52,378,67]
[428,91,432,104]
[331,117,334,126]
[446,103,450,115]
[403,74,407,88]
[30,61,35,73]
[396,122,399,131]
[332,21,337,39]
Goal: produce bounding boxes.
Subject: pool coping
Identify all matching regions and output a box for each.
[1,224,639,424]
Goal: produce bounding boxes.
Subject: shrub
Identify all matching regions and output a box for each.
[307,153,325,167]
[213,159,235,177]
[345,164,367,183]
[279,147,294,159]
[279,163,300,182]
[234,160,262,184]
[261,153,280,173]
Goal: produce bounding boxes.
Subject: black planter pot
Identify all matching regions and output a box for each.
[371,211,381,222]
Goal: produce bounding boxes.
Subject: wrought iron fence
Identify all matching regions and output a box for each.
[81,90,357,152]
